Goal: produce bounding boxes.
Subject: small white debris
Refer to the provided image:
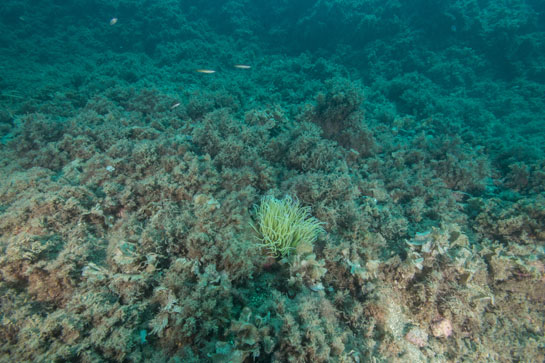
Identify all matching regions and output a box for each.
[431,318,453,338]
[309,282,324,292]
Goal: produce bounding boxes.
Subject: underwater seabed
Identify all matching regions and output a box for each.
[0,0,544,361]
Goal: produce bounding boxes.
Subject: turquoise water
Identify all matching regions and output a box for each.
[0,1,544,361]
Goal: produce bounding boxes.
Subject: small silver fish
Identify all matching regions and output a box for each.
[196,69,215,74]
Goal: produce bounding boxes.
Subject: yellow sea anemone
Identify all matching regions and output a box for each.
[252,195,325,257]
